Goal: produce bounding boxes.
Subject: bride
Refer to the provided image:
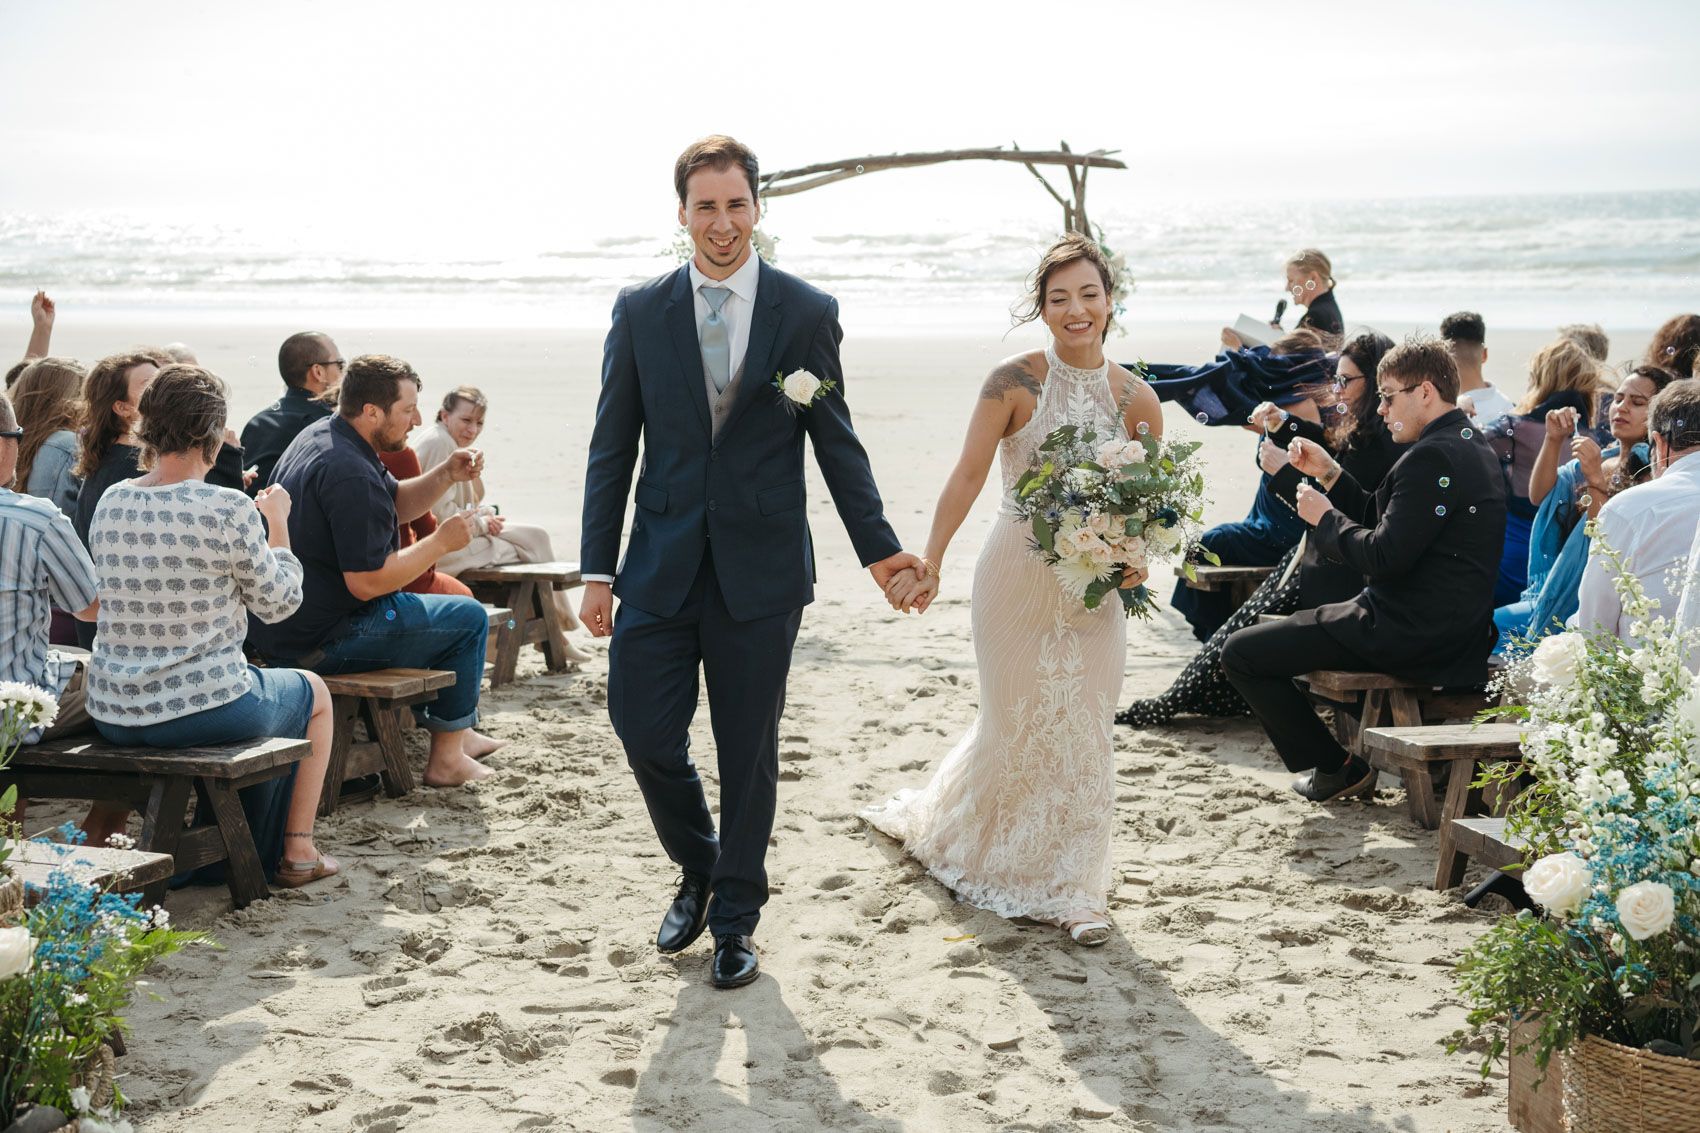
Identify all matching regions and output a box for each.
[865,233,1164,946]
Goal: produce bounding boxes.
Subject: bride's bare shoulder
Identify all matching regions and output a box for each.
[980,350,1047,402]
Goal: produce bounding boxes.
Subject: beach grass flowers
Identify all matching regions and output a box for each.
[1011,417,1210,617]
[1449,536,1700,1074]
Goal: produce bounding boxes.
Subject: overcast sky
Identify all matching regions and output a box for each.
[2,0,1696,249]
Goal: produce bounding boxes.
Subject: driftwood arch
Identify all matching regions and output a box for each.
[759,142,1125,235]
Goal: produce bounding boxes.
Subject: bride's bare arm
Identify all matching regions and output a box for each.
[1118,368,1165,440]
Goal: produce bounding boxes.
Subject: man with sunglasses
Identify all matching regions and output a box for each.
[1222,335,1507,803]
[240,331,344,492]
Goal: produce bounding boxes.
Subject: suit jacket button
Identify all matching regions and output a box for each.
[710,450,719,460]
[708,500,717,511]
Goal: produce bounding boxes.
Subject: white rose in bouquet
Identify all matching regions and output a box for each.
[0,925,34,980]
[1615,880,1676,940]
[782,370,821,405]
[1145,522,1183,553]
[1531,632,1589,687]
[1523,851,1591,916]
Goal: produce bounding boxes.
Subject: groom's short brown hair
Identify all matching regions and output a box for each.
[674,135,760,205]
[1378,333,1461,403]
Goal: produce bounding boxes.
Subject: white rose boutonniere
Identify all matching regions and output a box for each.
[773,368,836,412]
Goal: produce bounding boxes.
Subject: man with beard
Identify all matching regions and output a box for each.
[251,353,501,787]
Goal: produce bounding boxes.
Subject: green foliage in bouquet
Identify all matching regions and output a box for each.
[1448,537,1700,1075]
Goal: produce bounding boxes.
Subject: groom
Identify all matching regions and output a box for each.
[579,135,922,988]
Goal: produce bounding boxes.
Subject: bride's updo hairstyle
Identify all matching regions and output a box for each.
[1013,232,1120,341]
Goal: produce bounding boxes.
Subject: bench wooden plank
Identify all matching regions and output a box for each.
[317,669,454,813]
[1361,722,1525,763]
[321,668,456,700]
[460,560,583,588]
[1449,817,1526,872]
[4,840,175,897]
[15,735,310,778]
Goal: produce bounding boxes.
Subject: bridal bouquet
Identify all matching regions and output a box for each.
[1011,421,1210,617]
[1449,537,1700,1075]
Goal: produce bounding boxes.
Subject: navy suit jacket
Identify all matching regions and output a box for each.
[581,260,901,622]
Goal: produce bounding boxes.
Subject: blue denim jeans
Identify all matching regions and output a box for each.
[307,593,486,732]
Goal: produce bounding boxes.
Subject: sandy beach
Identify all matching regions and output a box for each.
[35,318,1653,1132]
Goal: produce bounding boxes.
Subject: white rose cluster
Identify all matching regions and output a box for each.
[1615,881,1676,940]
[1523,851,1592,917]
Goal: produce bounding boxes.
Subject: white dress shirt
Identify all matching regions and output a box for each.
[1465,383,1516,426]
[583,251,764,586]
[1572,452,1700,643]
[1675,520,1700,672]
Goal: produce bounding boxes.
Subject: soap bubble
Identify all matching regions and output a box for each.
[1461,427,1474,439]
[1136,421,1150,435]
[1438,476,1451,488]
[1667,346,1678,357]
[1468,506,1478,514]
[1579,494,1593,509]
[1391,420,1405,433]
[385,608,397,621]
[855,164,865,174]
[1435,505,1447,517]
[1305,279,1317,291]
[1195,411,1209,424]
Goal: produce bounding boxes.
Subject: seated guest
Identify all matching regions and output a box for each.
[1171,330,1334,641]
[84,366,337,885]
[1644,313,1700,378]
[11,357,86,519]
[1121,330,1399,726]
[5,291,56,391]
[1573,379,1700,644]
[378,443,474,598]
[411,386,592,658]
[1498,365,1678,649]
[0,390,99,743]
[1481,339,1609,607]
[250,354,498,787]
[240,331,341,491]
[1441,312,1516,425]
[1558,322,1610,363]
[1222,335,1507,802]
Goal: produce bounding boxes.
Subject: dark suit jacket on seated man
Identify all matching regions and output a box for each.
[248,353,498,787]
[1223,334,1507,803]
[240,331,342,493]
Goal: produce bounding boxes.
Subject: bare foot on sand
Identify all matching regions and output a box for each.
[464,730,508,761]
[424,751,493,787]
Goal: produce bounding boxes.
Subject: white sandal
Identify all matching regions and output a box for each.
[1063,917,1112,947]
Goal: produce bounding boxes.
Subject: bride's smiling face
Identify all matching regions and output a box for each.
[1041,259,1112,346]
[679,165,759,277]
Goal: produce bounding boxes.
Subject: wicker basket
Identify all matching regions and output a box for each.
[1562,1034,1700,1132]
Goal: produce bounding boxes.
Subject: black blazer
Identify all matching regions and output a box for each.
[581,261,901,622]
[1268,413,1403,609]
[1307,408,1507,686]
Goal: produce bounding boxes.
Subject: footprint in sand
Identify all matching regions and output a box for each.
[817,873,854,892]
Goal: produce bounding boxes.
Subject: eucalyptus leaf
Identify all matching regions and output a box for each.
[1032,515,1054,554]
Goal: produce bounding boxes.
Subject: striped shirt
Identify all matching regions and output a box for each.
[0,489,100,742]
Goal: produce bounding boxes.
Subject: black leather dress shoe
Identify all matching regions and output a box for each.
[710,934,759,989]
[656,873,711,954]
[1292,756,1377,803]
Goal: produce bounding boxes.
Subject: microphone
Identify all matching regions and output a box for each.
[1272,298,1287,328]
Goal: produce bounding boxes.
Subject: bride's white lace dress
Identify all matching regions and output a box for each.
[862,343,1127,920]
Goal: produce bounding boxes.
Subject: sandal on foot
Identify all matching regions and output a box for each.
[1065,919,1112,947]
[274,854,340,888]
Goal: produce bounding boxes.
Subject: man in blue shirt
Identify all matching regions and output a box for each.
[240,331,341,492]
[252,354,498,787]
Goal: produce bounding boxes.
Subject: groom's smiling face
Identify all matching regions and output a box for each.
[680,165,759,279]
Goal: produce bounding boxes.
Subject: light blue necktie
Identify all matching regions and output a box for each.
[700,286,732,393]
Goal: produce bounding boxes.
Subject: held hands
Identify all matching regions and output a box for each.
[884,566,939,614]
[1257,438,1290,476]
[1286,436,1339,482]
[447,448,484,483]
[870,551,930,612]
[1545,406,1580,439]
[1294,482,1335,526]
[254,485,291,529]
[579,581,614,638]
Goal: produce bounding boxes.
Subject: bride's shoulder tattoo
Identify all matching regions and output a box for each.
[981,358,1041,401]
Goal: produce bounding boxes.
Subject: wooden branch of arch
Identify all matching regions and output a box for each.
[758,145,1126,199]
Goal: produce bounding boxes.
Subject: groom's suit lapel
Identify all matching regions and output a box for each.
[663,266,713,436]
[719,259,784,440]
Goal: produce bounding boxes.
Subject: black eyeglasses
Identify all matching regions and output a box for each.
[0,428,22,440]
[1377,383,1420,404]
[317,359,346,370]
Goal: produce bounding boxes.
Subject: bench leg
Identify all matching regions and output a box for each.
[199,778,270,908]
[138,775,192,907]
[319,696,361,817]
[492,582,527,686]
[365,701,416,797]
[486,611,515,690]
[534,576,572,673]
[1433,757,1477,890]
[1387,690,1441,829]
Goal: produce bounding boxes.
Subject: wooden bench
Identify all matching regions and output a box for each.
[319,668,456,815]
[1448,816,1526,875]
[1176,563,1276,608]
[1299,670,1499,827]
[1,736,312,908]
[483,604,515,687]
[460,561,583,684]
[4,839,175,901]
[1361,723,1526,884]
